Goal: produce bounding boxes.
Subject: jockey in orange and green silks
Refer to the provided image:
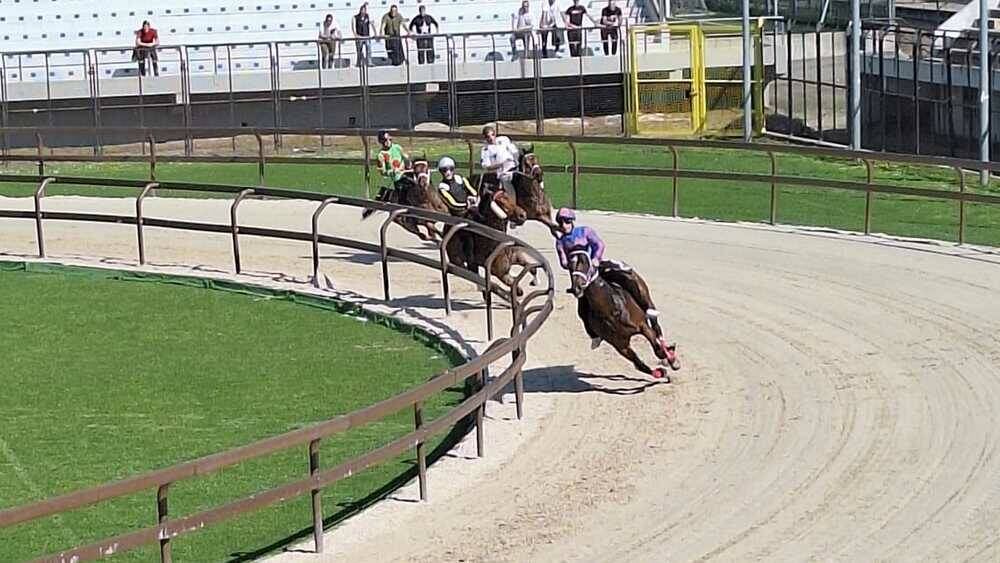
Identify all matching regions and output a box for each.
[376,130,407,185]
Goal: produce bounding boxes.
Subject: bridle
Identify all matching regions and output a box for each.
[569,249,598,289]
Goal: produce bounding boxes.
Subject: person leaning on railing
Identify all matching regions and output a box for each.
[318,14,343,69]
[409,5,440,64]
[353,3,377,67]
[381,5,408,66]
[599,0,622,56]
[564,0,596,57]
[132,20,159,77]
[511,0,534,59]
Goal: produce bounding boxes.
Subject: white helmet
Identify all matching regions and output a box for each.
[437,156,456,171]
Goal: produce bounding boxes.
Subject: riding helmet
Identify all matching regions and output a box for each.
[437,156,456,171]
[556,207,576,224]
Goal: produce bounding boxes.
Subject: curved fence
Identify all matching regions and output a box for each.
[0,176,556,561]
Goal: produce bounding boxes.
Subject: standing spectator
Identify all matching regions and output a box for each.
[564,0,595,57]
[409,5,439,64]
[511,0,533,59]
[599,0,622,56]
[381,5,407,66]
[353,3,377,67]
[133,20,159,77]
[538,0,563,58]
[318,14,342,69]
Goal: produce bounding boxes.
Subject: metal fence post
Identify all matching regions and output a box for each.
[439,222,469,315]
[863,158,873,235]
[231,189,255,274]
[255,131,265,185]
[476,368,486,458]
[311,197,339,285]
[484,241,515,341]
[667,145,679,218]
[569,142,579,209]
[466,140,475,179]
[768,151,778,225]
[36,133,44,176]
[34,177,54,258]
[156,484,171,563]
[413,402,428,501]
[362,134,371,199]
[147,134,156,181]
[955,165,966,244]
[380,209,407,301]
[136,182,159,265]
[309,439,323,554]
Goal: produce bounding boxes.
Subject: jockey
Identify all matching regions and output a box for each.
[555,207,660,327]
[480,125,519,194]
[436,156,479,216]
[376,130,408,197]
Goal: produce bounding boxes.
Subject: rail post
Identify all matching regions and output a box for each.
[413,402,428,500]
[34,177,54,258]
[439,221,469,315]
[476,368,486,457]
[309,439,323,554]
[955,165,966,244]
[231,189,255,274]
[311,197,340,286]
[255,131,265,185]
[863,158,874,235]
[569,141,579,209]
[466,140,475,179]
[379,208,407,301]
[484,241,515,341]
[768,151,778,225]
[509,269,531,421]
[36,132,44,176]
[361,133,371,199]
[669,145,679,217]
[147,133,157,181]
[156,484,171,563]
[136,182,159,265]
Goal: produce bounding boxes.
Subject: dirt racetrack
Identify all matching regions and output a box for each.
[3,196,1000,562]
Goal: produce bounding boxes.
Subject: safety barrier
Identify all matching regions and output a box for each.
[0,173,555,562]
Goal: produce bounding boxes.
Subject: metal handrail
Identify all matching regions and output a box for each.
[0,176,556,562]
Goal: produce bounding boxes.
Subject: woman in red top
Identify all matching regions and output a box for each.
[133,21,160,77]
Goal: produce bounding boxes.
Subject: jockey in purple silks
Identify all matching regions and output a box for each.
[555,207,663,350]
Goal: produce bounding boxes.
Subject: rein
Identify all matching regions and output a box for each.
[568,249,598,288]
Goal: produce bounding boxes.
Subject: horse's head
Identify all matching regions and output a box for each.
[520,149,544,191]
[411,157,431,190]
[567,249,597,298]
[479,187,527,226]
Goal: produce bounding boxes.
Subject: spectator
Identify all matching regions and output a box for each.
[318,14,342,69]
[409,5,439,64]
[538,0,563,58]
[564,0,595,57]
[599,0,622,56]
[511,0,533,59]
[353,3,377,67]
[133,20,159,77]
[381,5,407,66]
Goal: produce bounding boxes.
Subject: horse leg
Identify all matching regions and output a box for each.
[639,321,679,371]
[399,217,429,241]
[613,340,668,381]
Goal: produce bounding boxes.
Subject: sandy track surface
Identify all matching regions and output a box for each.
[4,196,1000,562]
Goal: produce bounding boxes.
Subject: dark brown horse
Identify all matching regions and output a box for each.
[362,159,448,241]
[513,147,559,236]
[568,250,679,380]
[445,187,539,296]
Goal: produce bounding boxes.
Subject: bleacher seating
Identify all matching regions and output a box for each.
[0,0,643,82]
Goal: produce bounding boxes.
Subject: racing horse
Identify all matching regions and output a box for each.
[444,186,540,297]
[567,249,680,380]
[512,145,559,236]
[361,157,448,241]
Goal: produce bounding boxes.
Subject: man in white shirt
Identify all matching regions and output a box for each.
[480,125,520,194]
[539,0,563,58]
[511,0,533,59]
[318,14,342,69]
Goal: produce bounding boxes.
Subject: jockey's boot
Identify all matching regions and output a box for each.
[590,337,602,350]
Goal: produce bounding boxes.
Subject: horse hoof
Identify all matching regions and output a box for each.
[652,367,670,381]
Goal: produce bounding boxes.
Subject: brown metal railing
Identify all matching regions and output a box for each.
[4,126,1000,244]
[0,174,555,562]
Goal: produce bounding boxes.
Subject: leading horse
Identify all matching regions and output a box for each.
[513,146,559,236]
[567,250,679,380]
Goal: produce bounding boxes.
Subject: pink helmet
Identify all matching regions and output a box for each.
[556,207,576,224]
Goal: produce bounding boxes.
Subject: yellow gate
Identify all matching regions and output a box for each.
[626,21,765,138]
